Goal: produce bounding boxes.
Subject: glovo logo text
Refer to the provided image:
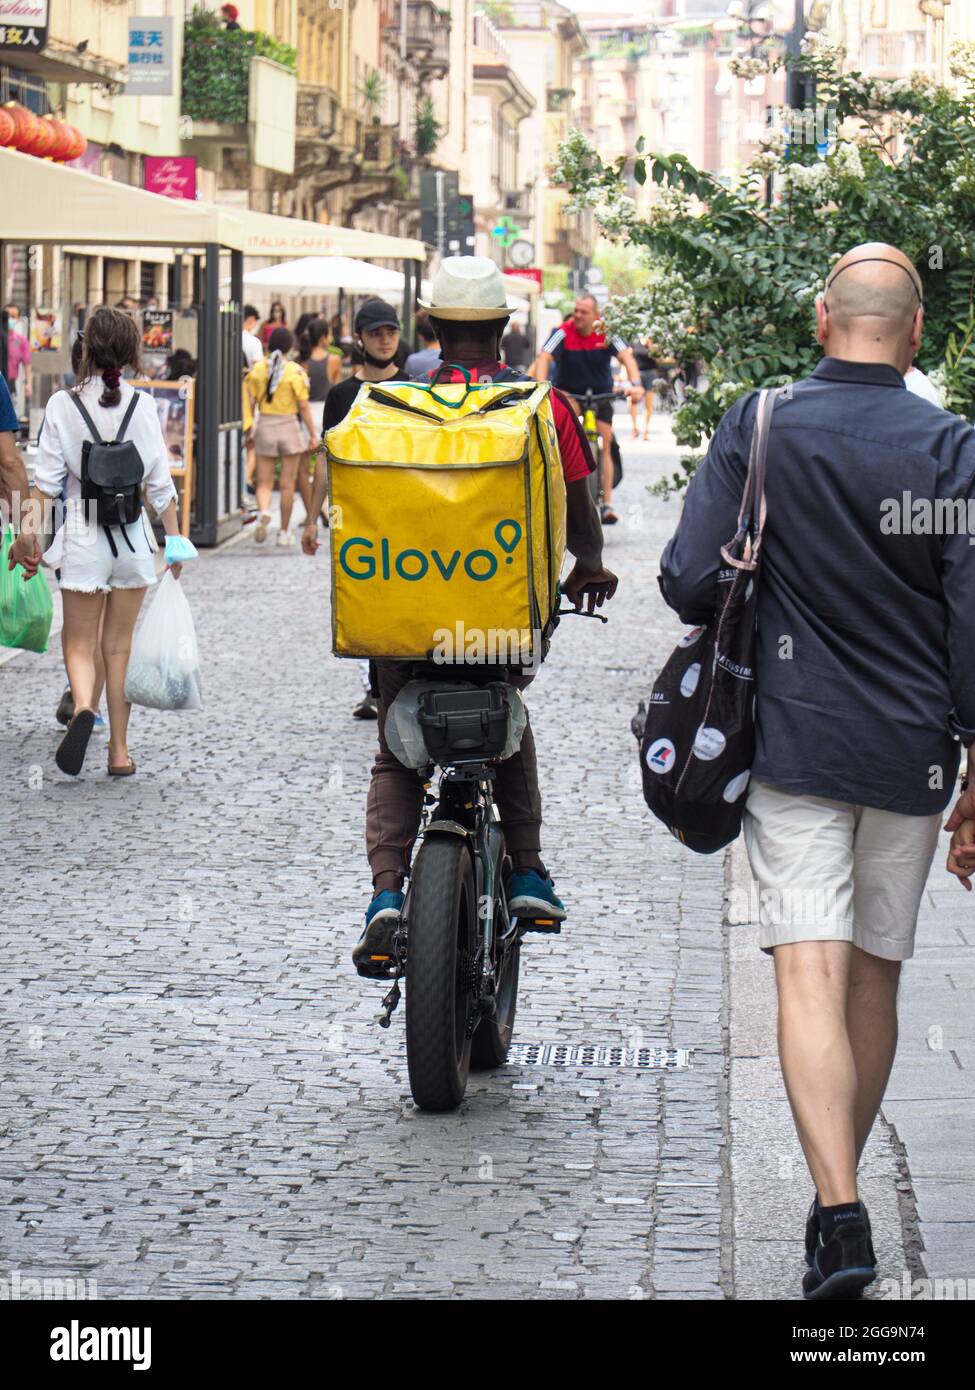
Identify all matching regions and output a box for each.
[339,519,523,583]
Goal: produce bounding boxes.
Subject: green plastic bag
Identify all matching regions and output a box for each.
[0,528,53,653]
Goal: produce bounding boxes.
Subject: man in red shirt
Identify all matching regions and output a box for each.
[310,257,619,975]
[530,296,644,524]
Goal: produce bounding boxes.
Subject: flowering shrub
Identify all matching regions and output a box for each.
[553,39,975,491]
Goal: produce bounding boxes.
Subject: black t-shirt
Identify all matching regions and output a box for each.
[321,370,411,435]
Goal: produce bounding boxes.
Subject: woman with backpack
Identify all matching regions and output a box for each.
[17,306,185,778]
[295,318,341,527]
[244,326,316,546]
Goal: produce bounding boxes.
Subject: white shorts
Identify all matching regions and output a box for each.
[742,778,942,961]
[58,503,160,594]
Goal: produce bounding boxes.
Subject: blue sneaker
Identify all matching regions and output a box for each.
[507,870,566,923]
[352,890,405,978]
[92,714,107,733]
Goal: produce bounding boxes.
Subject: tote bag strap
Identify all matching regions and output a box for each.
[738,387,777,555]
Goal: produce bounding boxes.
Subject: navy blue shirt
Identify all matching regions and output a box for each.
[0,375,18,433]
[659,358,975,816]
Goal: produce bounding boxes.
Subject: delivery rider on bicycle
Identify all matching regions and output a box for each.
[304,257,619,976]
[529,295,645,525]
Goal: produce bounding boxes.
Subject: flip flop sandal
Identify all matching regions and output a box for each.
[55,709,96,776]
[107,757,137,778]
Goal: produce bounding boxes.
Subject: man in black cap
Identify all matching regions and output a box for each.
[319,299,406,434]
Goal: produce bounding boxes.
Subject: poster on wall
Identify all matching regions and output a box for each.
[141,309,173,353]
[0,0,48,53]
[30,309,61,352]
[131,380,192,471]
[124,16,174,97]
[143,156,197,201]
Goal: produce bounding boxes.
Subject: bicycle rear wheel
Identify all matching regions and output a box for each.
[470,895,520,1070]
[405,834,477,1111]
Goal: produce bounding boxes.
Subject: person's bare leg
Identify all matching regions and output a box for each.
[597,419,614,507]
[255,453,276,516]
[61,590,106,713]
[628,393,639,439]
[101,586,148,769]
[277,454,300,532]
[296,451,313,521]
[774,940,859,1206]
[92,606,107,714]
[846,947,901,1160]
[643,390,654,439]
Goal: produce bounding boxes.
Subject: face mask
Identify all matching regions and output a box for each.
[358,338,397,369]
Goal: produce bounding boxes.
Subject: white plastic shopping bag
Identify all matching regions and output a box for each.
[124,571,203,710]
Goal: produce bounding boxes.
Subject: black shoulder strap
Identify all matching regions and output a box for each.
[67,391,104,445]
[113,391,141,445]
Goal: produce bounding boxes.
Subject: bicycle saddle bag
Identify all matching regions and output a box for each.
[417,684,513,766]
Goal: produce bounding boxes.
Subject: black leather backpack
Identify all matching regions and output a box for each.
[69,390,146,556]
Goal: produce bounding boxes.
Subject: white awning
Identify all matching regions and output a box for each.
[64,245,176,265]
[243,257,407,296]
[0,147,427,264]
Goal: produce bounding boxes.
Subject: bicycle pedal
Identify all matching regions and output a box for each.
[520,917,562,935]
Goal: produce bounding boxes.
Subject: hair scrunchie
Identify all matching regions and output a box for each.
[102,367,122,390]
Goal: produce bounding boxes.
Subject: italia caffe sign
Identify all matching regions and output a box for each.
[0,0,48,52]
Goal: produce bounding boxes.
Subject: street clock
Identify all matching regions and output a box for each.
[507,238,535,269]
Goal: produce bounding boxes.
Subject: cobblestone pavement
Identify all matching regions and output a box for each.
[0,410,731,1301]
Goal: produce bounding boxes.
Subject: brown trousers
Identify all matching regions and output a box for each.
[365,662,542,884]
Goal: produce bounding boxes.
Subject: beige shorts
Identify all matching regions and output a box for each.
[253,413,306,457]
[742,778,942,961]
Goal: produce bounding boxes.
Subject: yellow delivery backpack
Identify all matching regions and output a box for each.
[325,376,567,664]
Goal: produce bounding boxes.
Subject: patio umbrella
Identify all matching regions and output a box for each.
[243,256,405,297]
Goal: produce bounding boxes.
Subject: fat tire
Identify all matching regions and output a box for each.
[405,835,476,1111]
[470,934,520,1070]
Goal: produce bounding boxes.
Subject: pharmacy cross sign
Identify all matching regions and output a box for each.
[491,216,520,249]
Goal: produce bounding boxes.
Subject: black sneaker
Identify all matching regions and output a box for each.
[803,1205,876,1300]
[804,1192,820,1268]
[353,694,378,720]
[56,685,75,727]
[806,1192,875,1268]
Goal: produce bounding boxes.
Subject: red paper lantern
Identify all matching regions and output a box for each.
[0,109,16,148]
[46,119,75,163]
[29,117,58,159]
[7,105,40,154]
[63,125,87,162]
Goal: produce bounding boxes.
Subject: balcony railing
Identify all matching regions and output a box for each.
[296,81,342,140]
[362,122,397,167]
[406,1,451,78]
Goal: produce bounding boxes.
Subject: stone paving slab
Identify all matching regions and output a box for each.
[0,413,732,1300]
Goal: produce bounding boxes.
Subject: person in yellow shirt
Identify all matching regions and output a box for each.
[244,327,316,546]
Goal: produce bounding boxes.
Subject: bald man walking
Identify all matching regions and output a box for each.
[659,244,975,1299]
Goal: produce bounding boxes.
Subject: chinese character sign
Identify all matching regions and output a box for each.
[125,16,173,96]
[144,156,197,202]
[0,0,48,51]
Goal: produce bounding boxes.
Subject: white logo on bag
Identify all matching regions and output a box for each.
[678,626,704,648]
[680,663,701,697]
[723,770,751,802]
[693,725,726,761]
[646,738,676,774]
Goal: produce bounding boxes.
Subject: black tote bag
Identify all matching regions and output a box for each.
[639,387,776,853]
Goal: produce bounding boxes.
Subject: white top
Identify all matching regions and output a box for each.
[34,379,179,515]
[904,367,943,407]
[242,329,264,368]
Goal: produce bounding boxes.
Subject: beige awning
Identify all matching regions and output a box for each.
[0,147,427,263]
[0,147,244,248]
[64,245,176,265]
[233,208,426,263]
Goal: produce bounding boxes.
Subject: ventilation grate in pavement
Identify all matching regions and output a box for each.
[507,1043,691,1070]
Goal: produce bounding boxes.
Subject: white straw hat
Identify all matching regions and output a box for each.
[418,256,513,320]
